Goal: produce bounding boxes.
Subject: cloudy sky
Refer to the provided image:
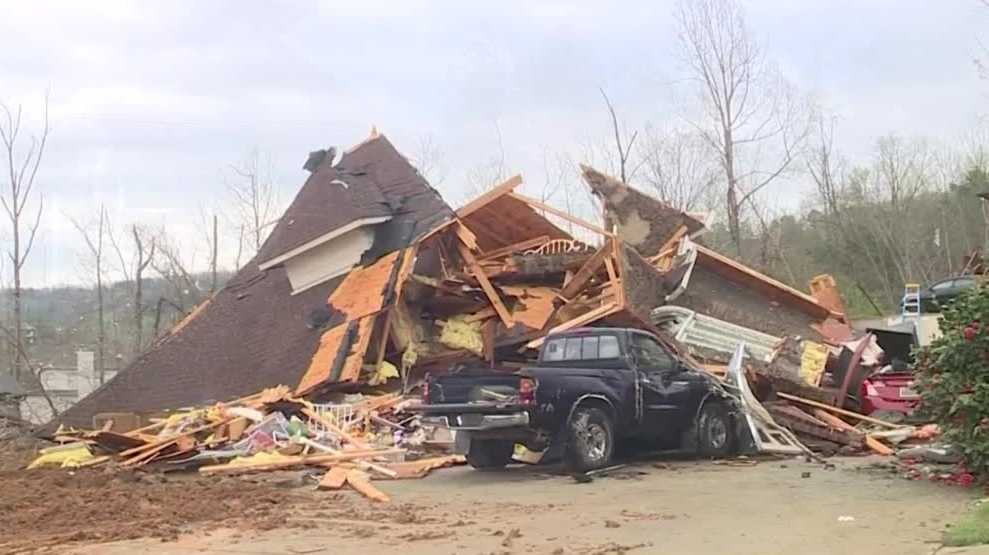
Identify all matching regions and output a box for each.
[1,0,987,286]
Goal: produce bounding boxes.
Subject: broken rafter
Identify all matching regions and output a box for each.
[560,239,613,300]
[456,175,524,219]
[455,240,513,327]
[506,192,613,237]
[525,303,620,349]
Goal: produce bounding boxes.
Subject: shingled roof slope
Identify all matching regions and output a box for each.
[57,134,453,428]
[258,134,451,265]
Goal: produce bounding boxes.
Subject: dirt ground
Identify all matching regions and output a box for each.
[4,453,976,555]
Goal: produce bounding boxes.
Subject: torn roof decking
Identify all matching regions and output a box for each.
[691,243,842,322]
[295,249,413,395]
[451,176,574,252]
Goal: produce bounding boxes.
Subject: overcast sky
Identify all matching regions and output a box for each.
[1,0,987,287]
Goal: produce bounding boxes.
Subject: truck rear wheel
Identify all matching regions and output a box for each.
[466,439,515,469]
[565,406,614,472]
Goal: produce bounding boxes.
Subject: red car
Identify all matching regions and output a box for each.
[860,371,919,419]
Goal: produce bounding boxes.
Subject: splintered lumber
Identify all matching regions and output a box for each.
[776,393,904,430]
[199,448,404,474]
[560,240,612,300]
[456,241,513,326]
[380,456,466,480]
[318,467,350,490]
[811,409,856,432]
[346,469,390,503]
[767,404,864,447]
[864,436,895,456]
[478,235,550,261]
[526,303,620,349]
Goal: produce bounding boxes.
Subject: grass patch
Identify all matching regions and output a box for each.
[945,500,989,547]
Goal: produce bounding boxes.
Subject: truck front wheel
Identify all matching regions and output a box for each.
[565,406,614,472]
[466,439,515,469]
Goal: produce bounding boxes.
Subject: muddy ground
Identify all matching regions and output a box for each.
[3,451,977,555]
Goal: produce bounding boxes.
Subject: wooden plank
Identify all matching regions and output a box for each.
[346,469,390,503]
[478,235,551,261]
[777,393,904,429]
[811,409,856,432]
[456,241,513,327]
[507,191,612,237]
[865,435,895,456]
[456,175,523,219]
[465,307,497,323]
[454,222,478,251]
[199,448,405,474]
[656,225,688,258]
[317,466,350,490]
[525,303,620,349]
[373,309,394,368]
[560,240,612,300]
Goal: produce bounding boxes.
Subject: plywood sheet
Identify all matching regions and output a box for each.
[296,314,377,395]
[328,251,403,321]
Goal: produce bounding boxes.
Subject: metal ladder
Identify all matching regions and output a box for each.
[902,283,921,317]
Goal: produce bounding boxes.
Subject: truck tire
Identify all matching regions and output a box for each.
[692,401,733,458]
[565,406,614,472]
[466,439,515,470]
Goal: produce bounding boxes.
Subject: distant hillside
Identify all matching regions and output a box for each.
[0,271,231,372]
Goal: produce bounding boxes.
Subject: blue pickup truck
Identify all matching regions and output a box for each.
[410,327,744,471]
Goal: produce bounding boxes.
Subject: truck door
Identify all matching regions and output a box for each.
[630,333,692,435]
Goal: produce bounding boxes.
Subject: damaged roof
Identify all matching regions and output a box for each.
[258,134,453,267]
[581,164,706,258]
[58,134,453,428]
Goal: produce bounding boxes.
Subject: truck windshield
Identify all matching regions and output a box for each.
[544,335,620,362]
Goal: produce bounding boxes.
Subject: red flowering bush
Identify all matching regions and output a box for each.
[915,283,989,474]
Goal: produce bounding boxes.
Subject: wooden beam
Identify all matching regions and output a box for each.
[454,222,478,251]
[656,225,688,258]
[478,235,550,261]
[456,175,524,219]
[199,448,405,474]
[560,240,612,300]
[507,192,613,237]
[526,303,620,349]
[864,435,895,456]
[373,309,394,368]
[456,241,513,327]
[776,393,905,429]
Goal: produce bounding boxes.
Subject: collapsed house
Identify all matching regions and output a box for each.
[61,133,859,439]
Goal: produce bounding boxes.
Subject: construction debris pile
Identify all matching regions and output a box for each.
[31,386,463,503]
[292,173,681,401]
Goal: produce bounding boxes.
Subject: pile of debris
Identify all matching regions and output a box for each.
[292,173,679,401]
[30,386,462,503]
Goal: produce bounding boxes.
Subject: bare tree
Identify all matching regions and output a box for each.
[0,97,48,380]
[462,121,508,202]
[411,134,446,186]
[599,88,641,184]
[227,149,278,261]
[639,124,720,212]
[150,228,206,319]
[108,223,156,358]
[675,0,813,256]
[70,206,109,384]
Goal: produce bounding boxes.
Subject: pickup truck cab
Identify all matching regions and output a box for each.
[411,327,742,471]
